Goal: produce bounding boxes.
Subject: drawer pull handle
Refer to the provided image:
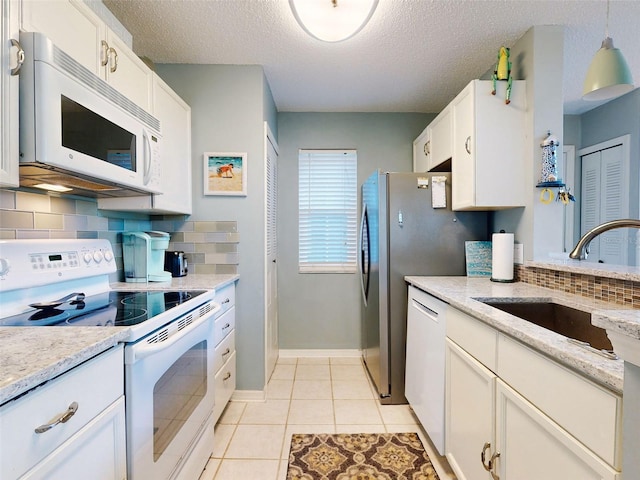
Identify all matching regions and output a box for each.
[222,323,231,330]
[465,136,472,155]
[35,402,79,434]
[222,298,231,304]
[222,348,231,358]
[223,372,232,381]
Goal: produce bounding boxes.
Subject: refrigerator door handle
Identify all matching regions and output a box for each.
[359,204,370,305]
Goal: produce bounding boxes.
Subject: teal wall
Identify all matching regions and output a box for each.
[156,64,276,391]
[276,112,434,349]
[580,88,640,220]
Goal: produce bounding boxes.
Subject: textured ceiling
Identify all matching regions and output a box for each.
[103,0,640,115]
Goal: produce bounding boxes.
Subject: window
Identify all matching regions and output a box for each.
[298,150,357,273]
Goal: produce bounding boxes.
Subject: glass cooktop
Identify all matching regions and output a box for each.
[0,290,208,327]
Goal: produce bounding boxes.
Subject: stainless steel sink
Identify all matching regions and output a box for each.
[478,299,613,352]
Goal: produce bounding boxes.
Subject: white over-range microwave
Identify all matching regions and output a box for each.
[18,32,162,198]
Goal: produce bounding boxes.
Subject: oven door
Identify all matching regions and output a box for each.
[124,305,219,479]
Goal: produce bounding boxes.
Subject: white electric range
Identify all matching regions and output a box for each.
[0,239,220,480]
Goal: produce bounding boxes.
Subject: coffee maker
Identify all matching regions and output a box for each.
[122,231,172,283]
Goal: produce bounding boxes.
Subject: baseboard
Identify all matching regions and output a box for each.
[231,389,266,402]
[279,349,362,358]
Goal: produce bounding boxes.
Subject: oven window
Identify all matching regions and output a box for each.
[61,95,137,171]
[153,340,207,461]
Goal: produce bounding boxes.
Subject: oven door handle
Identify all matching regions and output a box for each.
[129,302,222,363]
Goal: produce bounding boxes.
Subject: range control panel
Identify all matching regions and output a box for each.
[0,239,116,291]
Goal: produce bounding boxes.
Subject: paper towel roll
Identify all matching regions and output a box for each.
[491,232,514,282]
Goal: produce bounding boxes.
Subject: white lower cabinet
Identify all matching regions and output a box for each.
[496,380,619,480]
[0,345,126,480]
[445,307,622,480]
[212,283,236,424]
[445,338,496,480]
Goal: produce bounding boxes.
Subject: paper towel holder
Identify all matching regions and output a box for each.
[490,230,516,283]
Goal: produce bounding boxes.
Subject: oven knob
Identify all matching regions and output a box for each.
[93,251,104,263]
[0,258,10,276]
[83,252,93,264]
[104,250,114,263]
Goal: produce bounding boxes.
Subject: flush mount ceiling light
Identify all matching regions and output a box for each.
[583,0,634,101]
[289,0,379,43]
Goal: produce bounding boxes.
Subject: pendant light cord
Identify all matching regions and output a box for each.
[605,0,610,38]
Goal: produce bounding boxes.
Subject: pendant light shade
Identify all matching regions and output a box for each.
[289,0,378,43]
[583,1,634,101]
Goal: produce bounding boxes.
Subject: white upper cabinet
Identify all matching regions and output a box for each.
[412,125,430,172]
[413,104,452,173]
[1,0,20,187]
[21,0,152,110]
[427,105,452,171]
[451,79,526,211]
[99,73,192,214]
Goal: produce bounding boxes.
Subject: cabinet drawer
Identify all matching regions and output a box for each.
[212,351,236,424]
[213,330,235,374]
[497,334,622,469]
[447,307,498,372]
[214,283,235,315]
[214,307,235,346]
[0,346,123,479]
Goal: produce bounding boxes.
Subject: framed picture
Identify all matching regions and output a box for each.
[203,152,247,196]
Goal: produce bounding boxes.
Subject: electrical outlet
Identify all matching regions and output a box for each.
[514,243,524,264]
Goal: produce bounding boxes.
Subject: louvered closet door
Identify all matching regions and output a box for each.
[266,129,279,381]
[580,145,625,264]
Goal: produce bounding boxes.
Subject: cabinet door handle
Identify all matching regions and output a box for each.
[424,140,431,156]
[465,136,472,155]
[35,402,79,434]
[10,39,24,76]
[222,323,231,331]
[222,298,231,304]
[223,372,232,381]
[481,442,493,471]
[108,47,118,73]
[222,347,231,358]
[490,451,501,480]
[100,40,109,66]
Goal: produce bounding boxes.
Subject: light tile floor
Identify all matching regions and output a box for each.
[199,356,456,480]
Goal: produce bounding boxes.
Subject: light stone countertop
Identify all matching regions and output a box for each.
[592,310,640,341]
[0,274,238,406]
[110,273,239,291]
[527,259,640,282]
[0,328,129,405]
[405,276,629,393]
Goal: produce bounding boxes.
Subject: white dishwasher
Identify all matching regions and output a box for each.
[405,285,448,455]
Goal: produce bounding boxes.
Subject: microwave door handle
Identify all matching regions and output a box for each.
[127,302,222,363]
[143,130,152,184]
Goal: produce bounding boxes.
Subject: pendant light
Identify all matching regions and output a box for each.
[583,0,634,101]
[289,0,378,43]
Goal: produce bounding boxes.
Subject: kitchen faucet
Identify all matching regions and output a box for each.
[569,219,640,260]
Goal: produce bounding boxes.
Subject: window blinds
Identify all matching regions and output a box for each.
[298,150,357,273]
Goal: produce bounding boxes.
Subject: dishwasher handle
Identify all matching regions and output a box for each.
[129,302,222,362]
[411,298,440,321]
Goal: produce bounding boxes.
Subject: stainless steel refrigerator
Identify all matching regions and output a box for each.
[359,170,488,404]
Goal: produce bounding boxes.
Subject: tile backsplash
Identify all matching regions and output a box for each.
[515,264,640,308]
[0,189,239,281]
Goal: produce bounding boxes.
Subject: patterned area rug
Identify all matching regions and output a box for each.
[286,432,441,480]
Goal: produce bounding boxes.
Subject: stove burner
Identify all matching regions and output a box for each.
[115,307,148,326]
